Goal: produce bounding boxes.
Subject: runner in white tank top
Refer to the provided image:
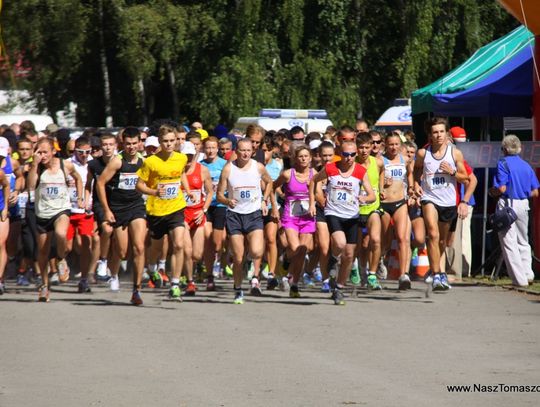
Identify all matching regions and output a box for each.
[26,138,84,302]
[413,118,469,292]
[217,138,278,304]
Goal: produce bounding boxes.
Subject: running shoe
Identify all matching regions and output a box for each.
[261,263,270,280]
[78,279,92,293]
[303,273,315,288]
[432,273,444,291]
[109,276,120,292]
[289,285,301,298]
[398,273,411,291]
[185,281,197,296]
[331,288,345,305]
[440,273,451,290]
[0,281,4,295]
[313,267,323,282]
[367,273,382,291]
[180,276,188,288]
[96,259,108,281]
[233,290,244,304]
[38,285,49,302]
[49,272,60,286]
[212,261,221,278]
[120,260,128,273]
[58,259,70,283]
[168,285,182,301]
[266,274,279,290]
[149,271,163,289]
[281,275,291,292]
[350,260,360,285]
[206,275,216,291]
[377,258,388,280]
[424,270,433,284]
[130,290,143,306]
[250,277,262,296]
[16,273,30,286]
[158,269,170,286]
[224,264,233,278]
[320,279,331,293]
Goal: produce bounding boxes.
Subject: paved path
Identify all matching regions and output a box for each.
[1,279,539,406]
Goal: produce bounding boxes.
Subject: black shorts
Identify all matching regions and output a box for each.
[93,203,106,226]
[263,212,278,226]
[206,206,227,230]
[9,205,21,223]
[21,205,38,261]
[326,215,359,244]
[316,205,326,223]
[112,205,146,228]
[421,201,457,223]
[226,210,263,236]
[409,205,422,221]
[36,210,71,234]
[358,209,382,229]
[147,209,185,240]
[380,199,407,217]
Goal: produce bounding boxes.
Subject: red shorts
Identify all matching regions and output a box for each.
[184,207,206,230]
[67,213,95,240]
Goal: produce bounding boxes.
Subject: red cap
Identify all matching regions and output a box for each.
[449,126,467,142]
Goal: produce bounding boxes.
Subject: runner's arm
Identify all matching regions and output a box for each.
[309,168,327,216]
[201,165,213,213]
[96,157,122,216]
[65,160,84,209]
[216,163,233,207]
[0,169,9,221]
[360,172,376,204]
[413,149,426,196]
[452,149,470,183]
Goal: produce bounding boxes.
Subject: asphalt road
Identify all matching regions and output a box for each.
[1,279,539,407]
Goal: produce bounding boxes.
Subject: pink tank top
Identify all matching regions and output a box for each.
[282,168,312,219]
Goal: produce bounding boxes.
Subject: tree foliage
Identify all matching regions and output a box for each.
[1,0,519,127]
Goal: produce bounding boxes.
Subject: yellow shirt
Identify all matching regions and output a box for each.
[137,151,188,216]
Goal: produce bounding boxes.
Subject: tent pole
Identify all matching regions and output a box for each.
[532,35,540,273]
[481,117,490,275]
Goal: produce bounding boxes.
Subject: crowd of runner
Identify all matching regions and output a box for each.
[0,116,474,305]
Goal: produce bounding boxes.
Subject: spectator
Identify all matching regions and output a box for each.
[489,135,539,287]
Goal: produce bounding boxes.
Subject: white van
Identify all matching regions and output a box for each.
[0,114,55,131]
[234,109,333,134]
[374,102,412,133]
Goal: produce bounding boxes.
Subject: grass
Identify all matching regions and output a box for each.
[462,276,540,294]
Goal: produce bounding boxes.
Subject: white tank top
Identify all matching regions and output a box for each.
[227,159,262,214]
[35,166,71,218]
[421,144,457,207]
[324,162,366,219]
[67,157,91,214]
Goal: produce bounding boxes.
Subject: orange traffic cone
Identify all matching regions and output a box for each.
[413,244,430,279]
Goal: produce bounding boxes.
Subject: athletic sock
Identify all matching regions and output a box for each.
[171,278,180,285]
[148,264,157,273]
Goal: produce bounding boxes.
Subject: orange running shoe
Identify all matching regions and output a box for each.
[185,281,197,296]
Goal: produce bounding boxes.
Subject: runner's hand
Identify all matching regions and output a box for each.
[8,190,18,205]
[439,161,454,175]
[309,203,316,217]
[194,210,204,225]
[227,198,237,209]
[104,210,116,224]
[261,200,268,216]
[0,207,7,222]
[458,202,468,219]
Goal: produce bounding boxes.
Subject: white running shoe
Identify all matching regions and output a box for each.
[377,258,388,280]
[96,259,109,280]
[109,276,120,292]
[120,260,128,273]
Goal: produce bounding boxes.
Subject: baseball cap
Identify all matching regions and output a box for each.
[449,126,467,142]
[181,141,197,155]
[45,123,59,133]
[0,137,9,156]
[195,128,208,140]
[145,136,159,148]
[309,139,322,150]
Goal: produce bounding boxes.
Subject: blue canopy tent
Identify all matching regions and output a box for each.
[431,46,533,117]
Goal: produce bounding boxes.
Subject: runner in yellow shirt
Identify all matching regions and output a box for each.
[136,124,193,301]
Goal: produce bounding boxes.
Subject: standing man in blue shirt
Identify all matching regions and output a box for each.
[490,135,539,287]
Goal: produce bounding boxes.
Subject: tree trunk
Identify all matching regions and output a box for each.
[98,0,113,127]
[166,61,179,121]
[138,78,148,126]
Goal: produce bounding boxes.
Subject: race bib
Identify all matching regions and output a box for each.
[212,180,218,194]
[184,189,202,206]
[41,183,66,200]
[18,191,28,208]
[69,186,78,203]
[118,173,138,190]
[158,182,180,200]
[233,187,258,202]
[426,173,451,190]
[385,165,405,180]
[290,199,309,217]
[330,189,355,205]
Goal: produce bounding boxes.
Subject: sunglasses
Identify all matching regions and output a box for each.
[76,149,92,155]
[372,140,383,144]
[341,152,357,158]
